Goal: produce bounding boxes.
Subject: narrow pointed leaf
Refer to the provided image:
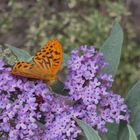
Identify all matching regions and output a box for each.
[118,121,129,140]
[125,80,140,136]
[100,21,123,77]
[128,125,138,140]
[75,118,102,140]
[101,123,118,140]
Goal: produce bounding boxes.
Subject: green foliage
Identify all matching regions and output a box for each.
[75,118,102,140]
[100,21,123,77]
[62,53,70,67]
[7,44,32,62]
[125,80,140,136]
[128,125,138,140]
[0,45,17,65]
[118,122,129,140]
[100,123,119,140]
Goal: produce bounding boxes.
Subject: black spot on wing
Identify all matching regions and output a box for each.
[17,62,20,65]
[55,61,59,64]
[54,51,61,55]
[34,56,41,60]
[17,64,22,68]
[42,50,46,52]
[23,65,28,68]
[53,64,59,67]
[37,52,42,55]
[42,55,46,58]
[54,58,60,61]
[47,56,53,59]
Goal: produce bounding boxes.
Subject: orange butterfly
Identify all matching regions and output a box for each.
[10,38,63,84]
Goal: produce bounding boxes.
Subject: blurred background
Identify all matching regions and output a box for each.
[0,0,139,96]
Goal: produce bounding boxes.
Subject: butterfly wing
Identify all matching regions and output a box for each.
[10,61,48,80]
[11,38,63,82]
[33,38,63,75]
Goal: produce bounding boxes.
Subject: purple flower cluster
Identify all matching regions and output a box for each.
[0,44,129,140]
[0,60,81,140]
[65,46,129,132]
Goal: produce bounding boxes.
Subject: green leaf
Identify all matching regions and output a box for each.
[100,21,123,77]
[6,44,32,61]
[118,121,129,140]
[125,80,140,136]
[62,53,69,67]
[36,121,45,129]
[101,123,118,140]
[128,125,138,140]
[50,80,69,95]
[75,118,102,140]
[137,135,140,140]
[77,135,87,140]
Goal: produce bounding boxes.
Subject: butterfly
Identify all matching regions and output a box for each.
[10,38,63,84]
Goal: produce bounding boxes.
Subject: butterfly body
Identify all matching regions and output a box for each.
[10,38,62,84]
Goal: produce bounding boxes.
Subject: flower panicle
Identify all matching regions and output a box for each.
[0,45,129,140]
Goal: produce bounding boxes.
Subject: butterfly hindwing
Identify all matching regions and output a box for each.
[11,61,37,78]
[11,62,48,80]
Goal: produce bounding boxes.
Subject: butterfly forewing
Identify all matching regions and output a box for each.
[33,38,63,75]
